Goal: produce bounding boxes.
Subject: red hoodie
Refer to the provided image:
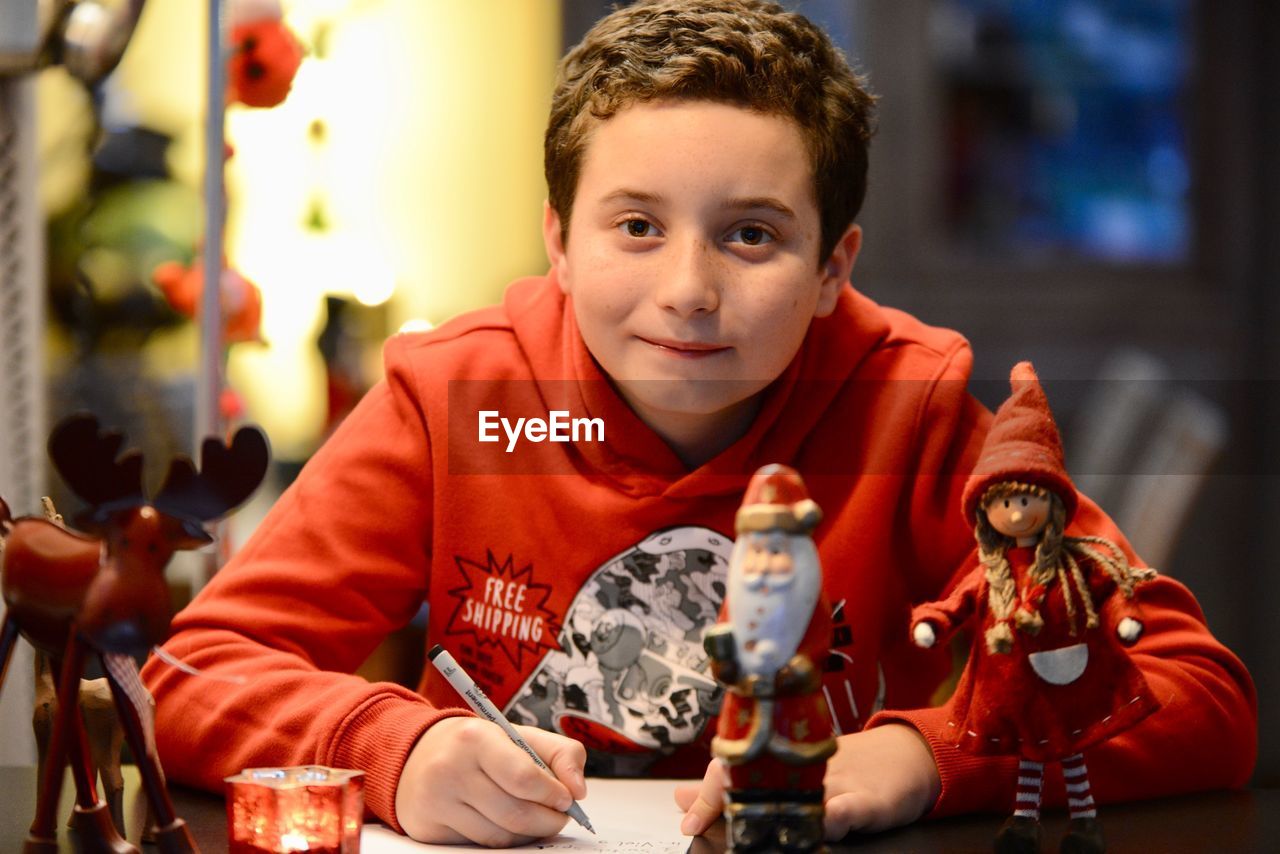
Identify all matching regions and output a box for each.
[141,276,1256,832]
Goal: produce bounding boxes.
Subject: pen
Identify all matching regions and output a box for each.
[427,644,596,835]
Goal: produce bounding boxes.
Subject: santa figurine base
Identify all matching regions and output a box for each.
[706,465,835,854]
[725,792,825,854]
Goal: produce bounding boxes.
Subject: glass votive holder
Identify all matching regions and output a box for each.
[225,766,365,854]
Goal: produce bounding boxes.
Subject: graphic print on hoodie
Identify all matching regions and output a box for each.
[501,526,732,775]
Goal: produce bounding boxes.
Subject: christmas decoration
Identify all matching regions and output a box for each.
[704,464,835,853]
[0,414,269,853]
[911,362,1159,854]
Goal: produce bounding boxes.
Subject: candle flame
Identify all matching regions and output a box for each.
[279,831,310,851]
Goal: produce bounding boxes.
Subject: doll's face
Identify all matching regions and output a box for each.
[985,491,1051,540]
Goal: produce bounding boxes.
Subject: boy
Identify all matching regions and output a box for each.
[142,0,1256,848]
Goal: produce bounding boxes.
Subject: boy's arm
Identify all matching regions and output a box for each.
[141,350,462,833]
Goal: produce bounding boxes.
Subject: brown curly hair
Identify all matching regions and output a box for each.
[545,0,877,265]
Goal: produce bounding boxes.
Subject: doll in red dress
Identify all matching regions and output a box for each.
[911,362,1159,854]
[704,464,837,853]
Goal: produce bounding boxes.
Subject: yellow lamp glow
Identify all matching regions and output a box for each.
[226,0,556,454]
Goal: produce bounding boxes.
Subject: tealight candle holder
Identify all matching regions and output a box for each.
[225,766,364,853]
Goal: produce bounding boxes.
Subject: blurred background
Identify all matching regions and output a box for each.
[0,0,1275,786]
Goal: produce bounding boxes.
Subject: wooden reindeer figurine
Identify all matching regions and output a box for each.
[28,497,132,838]
[0,414,269,853]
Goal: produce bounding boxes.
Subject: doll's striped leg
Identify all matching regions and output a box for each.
[1061,753,1095,818]
[1059,753,1105,854]
[1013,758,1044,819]
[994,757,1043,854]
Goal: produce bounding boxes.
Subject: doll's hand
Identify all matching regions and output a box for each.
[675,724,941,840]
[1117,616,1144,645]
[394,716,587,847]
[912,621,937,649]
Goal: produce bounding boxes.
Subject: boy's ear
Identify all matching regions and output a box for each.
[542,200,571,294]
[815,223,863,318]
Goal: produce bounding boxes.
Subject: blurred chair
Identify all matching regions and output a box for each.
[1068,349,1228,570]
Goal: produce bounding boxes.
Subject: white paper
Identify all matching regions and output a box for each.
[361,778,690,852]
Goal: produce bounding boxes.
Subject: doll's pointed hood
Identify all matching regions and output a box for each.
[960,361,1078,524]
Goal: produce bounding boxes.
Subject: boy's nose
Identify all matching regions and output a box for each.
[655,238,720,316]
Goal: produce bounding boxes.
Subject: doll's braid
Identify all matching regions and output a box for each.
[1056,565,1078,635]
[976,517,1017,654]
[1066,537,1156,598]
[1062,550,1098,632]
[1029,497,1066,587]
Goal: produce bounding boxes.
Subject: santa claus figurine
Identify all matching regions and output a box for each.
[911,362,1159,854]
[704,464,836,853]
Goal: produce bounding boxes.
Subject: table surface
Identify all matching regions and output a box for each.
[2,766,1275,852]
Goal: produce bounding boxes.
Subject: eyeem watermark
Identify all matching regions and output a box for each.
[478,410,605,453]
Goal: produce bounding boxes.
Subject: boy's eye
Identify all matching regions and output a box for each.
[620,218,660,238]
[727,225,774,246]
[1003,500,1010,509]
[1021,497,1028,507]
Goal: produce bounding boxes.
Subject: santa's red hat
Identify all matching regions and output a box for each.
[736,464,822,534]
[961,362,1078,525]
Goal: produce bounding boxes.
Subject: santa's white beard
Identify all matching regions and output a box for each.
[726,536,820,678]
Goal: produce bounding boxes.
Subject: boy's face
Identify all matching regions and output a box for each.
[544,100,861,442]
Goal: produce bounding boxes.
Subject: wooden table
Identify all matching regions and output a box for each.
[1,766,1274,851]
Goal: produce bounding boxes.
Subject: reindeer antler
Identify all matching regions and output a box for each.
[48,414,147,522]
[152,426,270,523]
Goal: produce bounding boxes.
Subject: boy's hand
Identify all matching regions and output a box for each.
[395,717,588,847]
[820,723,941,837]
[675,723,940,840]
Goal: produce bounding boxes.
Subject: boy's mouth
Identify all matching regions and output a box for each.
[638,336,732,358]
